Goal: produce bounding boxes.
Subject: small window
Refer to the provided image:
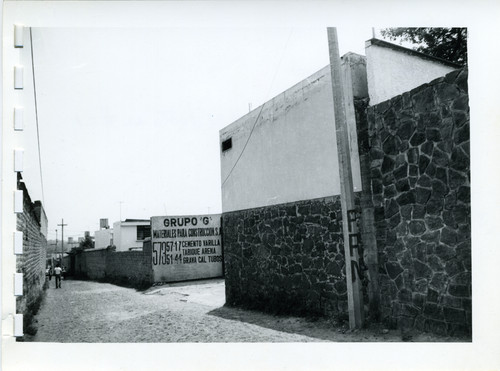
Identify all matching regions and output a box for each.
[137,225,151,241]
[222,138,232,152]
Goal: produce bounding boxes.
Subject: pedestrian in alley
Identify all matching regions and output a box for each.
[54,264,62,289]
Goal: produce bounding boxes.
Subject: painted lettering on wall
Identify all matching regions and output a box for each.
[347,209,364,283]
[150,214,223,282]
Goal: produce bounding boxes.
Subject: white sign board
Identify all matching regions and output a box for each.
[151,214,222,282]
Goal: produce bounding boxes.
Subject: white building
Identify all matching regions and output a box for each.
[112,219,151,251]
[94,228,114,249]
[220,39,459,213]
[365,38,458,105]
[220,53,366,213]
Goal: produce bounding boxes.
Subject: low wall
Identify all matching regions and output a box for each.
[223,196,365,317]
[367,69,470,336]
[107,250,153,286]
[84,249,108,279]
[74,247,153,287]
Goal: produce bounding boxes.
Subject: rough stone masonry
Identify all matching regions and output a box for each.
[367,69,470,336]
[223,196,365,318]
[223,68,470,338]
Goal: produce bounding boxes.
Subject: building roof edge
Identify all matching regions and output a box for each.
[365,38,462,69]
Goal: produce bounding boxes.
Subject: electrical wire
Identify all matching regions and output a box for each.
[221,28,294,186]
[29,27,45,205]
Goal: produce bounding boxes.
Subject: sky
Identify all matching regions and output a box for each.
[25,26,378,241]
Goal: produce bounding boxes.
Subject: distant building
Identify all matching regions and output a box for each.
[94,228,114,249]
[112,219,151,251]
[94,218,113,249]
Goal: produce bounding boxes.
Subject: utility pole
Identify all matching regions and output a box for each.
[57,219,67,265]
[50,229,58,267]
[327,27,364,329]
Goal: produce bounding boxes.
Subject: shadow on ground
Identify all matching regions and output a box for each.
[208,305,470,342]
[208,305,396,342]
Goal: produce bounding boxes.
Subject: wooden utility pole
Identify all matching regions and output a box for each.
[327,27,364,329]
[57,219,67,264]
[50,229,58,267]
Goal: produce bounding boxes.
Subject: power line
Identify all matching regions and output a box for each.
[221,100,266,186]
[29,27,45,205]
[222,28,294,186]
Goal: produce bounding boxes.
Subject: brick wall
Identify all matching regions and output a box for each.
[82,249,108,280]
[223,196,366,317]
[367,69,470,336]
[106,251,153,286]
[74,247,153,287]
[16,175,48,318]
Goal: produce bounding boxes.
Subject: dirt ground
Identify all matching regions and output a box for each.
[26,278,465,343]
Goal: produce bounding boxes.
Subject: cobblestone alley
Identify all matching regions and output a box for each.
[28,278,460,342]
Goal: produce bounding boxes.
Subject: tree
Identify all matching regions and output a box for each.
[79,235,94,249]
[380,28,467,66]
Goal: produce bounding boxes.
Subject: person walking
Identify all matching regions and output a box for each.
[54,264,62,289]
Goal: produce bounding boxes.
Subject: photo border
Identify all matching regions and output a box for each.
[2,1,499,370]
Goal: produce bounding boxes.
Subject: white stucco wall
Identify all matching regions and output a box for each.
[220,55,366,213]
[112,221,149,251]
[112,222,123,250]
[94,228,113,249]
[365,39,457,105]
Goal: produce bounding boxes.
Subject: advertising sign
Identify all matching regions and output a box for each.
[150,214,222,282]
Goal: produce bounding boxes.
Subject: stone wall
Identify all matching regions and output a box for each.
[223,196,365,317]
[16,175,48,330]
[367,69,470,336]
[74,247,153,288]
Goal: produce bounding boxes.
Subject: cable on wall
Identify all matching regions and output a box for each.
[221,28,294,186]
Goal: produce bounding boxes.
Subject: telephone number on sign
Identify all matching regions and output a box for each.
[152,243,182,266]
[153,241,182,253]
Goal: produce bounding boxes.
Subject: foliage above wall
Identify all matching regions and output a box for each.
[380,28,467,66]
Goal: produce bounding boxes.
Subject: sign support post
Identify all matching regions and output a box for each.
[327,27,364,329]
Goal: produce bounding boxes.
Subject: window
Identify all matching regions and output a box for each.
[222,137,232,152]
[137,225,151,241]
